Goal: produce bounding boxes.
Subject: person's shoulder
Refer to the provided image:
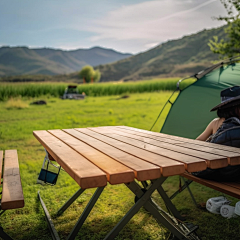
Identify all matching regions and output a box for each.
[211,117,224,125]
[209,118,224,133]
[209,118,221,126]
[212,117,223,122]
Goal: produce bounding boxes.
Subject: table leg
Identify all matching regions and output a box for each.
[128,180,191,240]
[182,177,197,207]
[104,177,199,240]
[141,180,184,220]
[0,226,14,240]
[104,178,165,240]
[67,186,105,240]
[154,181,185,221]
[38,191,60,240]
[57,188,86,216]
[169,177,198,207]
[38,187,105,240]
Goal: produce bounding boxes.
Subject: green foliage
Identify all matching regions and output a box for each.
[0,83,66,101]
[208,0,240,57]
[79,65,101,83]
[79,65,94,83]
[0,78,180,101]
[94,69,101,82]
[77,78,180,97]
[5,98,29,109]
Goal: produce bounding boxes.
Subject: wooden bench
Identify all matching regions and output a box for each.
[181,172,240,199]
[0,150,24,240]
[170,172,240,206]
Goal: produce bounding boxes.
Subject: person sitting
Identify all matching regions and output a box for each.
[196,117,225,141]
[193,86,240,181]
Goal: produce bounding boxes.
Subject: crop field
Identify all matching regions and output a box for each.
[0,91,239,240]
[0,77,195,101]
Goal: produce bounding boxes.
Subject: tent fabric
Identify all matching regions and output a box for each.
[160,62,240,139]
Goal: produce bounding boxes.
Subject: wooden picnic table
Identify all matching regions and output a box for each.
[33,126,240,240]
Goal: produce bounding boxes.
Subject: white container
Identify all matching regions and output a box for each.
[206,196,230,214]
[220,205,236,219]
[234,201,240,216]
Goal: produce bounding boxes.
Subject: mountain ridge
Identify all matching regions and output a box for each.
[0,25,227,82]
[95,26,226,82]
[0,46,132,77]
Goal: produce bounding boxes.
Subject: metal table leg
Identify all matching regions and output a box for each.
[67,186,105,240]
[104,177,199,240]
[38,191,60,240]
[154,181,185,221]
[169,177,197,207]
[0,227,14,240]
[104,178,165,240]
[38,187,105,240]
[127,179,190,240]
[57,188,86,216]
[182,177,198,207]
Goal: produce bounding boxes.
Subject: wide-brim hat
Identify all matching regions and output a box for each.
[210,86,240,111]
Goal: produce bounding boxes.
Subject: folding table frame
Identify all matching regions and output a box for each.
[38,176,200,240]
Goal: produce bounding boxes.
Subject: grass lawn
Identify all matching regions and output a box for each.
[0,91,239,240]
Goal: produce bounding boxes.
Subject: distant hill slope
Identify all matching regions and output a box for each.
[0,46,132,76]
[95,26,226,82]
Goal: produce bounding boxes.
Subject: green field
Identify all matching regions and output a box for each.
[0,77,196,101]
[0,92,239,240]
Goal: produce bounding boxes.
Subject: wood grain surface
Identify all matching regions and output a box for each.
[33,130,107,189]
[1,150,24,210]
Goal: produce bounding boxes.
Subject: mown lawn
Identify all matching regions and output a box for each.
[0,92,239,240]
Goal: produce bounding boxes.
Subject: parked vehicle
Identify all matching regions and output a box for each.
[62,85,85,100]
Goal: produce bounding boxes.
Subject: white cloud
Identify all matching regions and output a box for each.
[0,0,229,54]
[83,0,226,52]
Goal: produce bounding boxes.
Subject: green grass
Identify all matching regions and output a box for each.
[5,98,29,109]
[0,92,239,240]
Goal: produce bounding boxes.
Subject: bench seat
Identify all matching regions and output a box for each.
[0,150,24,210]
[181,172,240,200]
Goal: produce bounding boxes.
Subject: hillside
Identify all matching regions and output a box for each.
[0,46,132,77]
[95,26,226,82]
[0,26,227,82]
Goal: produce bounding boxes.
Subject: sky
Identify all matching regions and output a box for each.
[0,0,228,54]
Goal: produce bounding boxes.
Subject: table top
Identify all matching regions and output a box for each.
[33,126,240,189]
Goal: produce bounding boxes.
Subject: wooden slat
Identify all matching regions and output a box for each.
[223,181,240,190]
[1,150,24,210]
[33,130,107,189]
[0,151,3,182]
[117,126,240,154]
[75,128,185,177]
[114,126,183,145]
[88,128,208,172]
[102,127,228,169]
[48,130,135,185]
[173,143,240,166]
[112,126,240,165]
[182,172,240,199]
[63,129,161,181]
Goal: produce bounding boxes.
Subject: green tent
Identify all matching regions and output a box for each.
[160,58,240,139]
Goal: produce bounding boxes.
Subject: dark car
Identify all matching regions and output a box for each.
[62,85,85,100]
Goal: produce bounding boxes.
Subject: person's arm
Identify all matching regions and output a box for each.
[196,119,216,141]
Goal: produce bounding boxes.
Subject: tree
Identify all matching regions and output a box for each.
[93,69,101,82]
[208,0,240,57]
[79,65,101,83]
